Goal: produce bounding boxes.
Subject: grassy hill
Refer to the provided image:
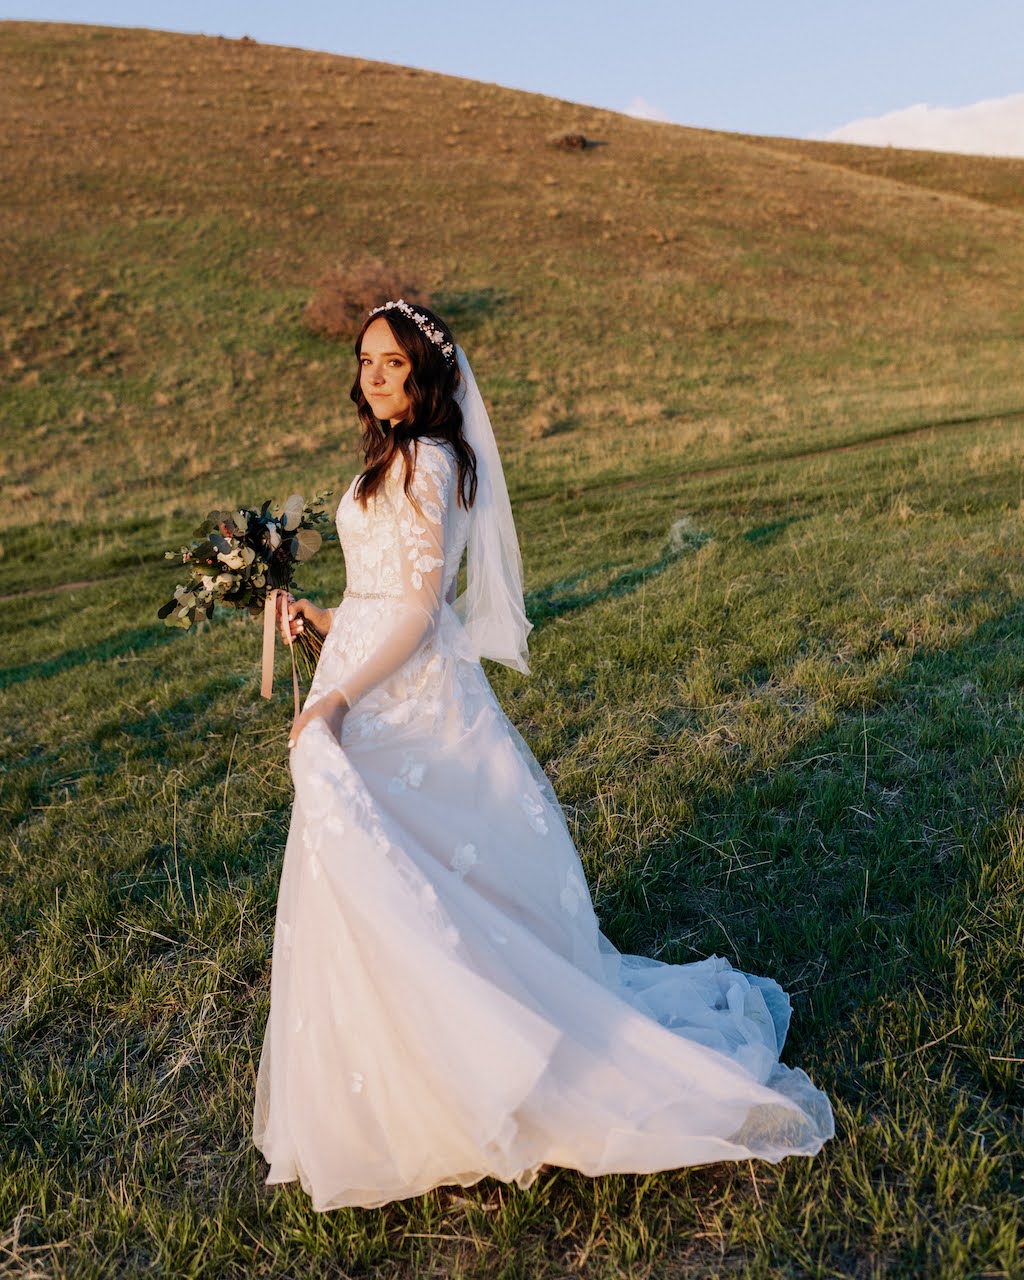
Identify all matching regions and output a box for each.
[4,20,1024,546]
[737,130,1024,215]
[2,21,1022,1280]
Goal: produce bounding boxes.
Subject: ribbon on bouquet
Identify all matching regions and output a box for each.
[260,588,302,719]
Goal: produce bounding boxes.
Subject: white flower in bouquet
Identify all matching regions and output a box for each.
[159,490,336,684]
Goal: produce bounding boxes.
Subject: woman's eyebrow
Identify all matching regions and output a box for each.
[360,349,406,359]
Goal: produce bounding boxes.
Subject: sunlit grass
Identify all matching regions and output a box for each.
[4,426,1023,1277]
[2,19,1024,1279]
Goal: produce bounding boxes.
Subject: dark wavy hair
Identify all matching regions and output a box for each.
[350,304,477,511]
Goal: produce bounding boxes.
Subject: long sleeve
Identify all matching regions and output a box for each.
[334,445,454,709]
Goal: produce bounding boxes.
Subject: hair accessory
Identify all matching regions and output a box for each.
[369,299,456,365]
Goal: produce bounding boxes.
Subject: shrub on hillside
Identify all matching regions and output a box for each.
[547,131,591,151]
[302,264,426,343]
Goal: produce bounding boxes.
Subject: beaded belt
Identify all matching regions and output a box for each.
[344,590,402,601]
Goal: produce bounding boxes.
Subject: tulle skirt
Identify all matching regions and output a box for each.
[253,606,833,1210]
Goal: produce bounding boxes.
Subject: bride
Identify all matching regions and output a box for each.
[252,300,834,1210]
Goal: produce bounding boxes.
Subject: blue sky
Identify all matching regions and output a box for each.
[9,0,1024,141]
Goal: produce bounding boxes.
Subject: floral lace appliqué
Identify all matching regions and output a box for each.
[520,791,550,835]
[450,842,478,878]
[398,508,444,592]
[560,868,589,917]
[387,754,426,795]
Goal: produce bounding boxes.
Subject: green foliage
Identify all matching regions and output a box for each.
[156,493,334,630]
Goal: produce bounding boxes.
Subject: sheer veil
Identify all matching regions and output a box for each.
[454,346,532,673]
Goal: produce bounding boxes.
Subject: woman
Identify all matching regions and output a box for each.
[252,300,833,1211]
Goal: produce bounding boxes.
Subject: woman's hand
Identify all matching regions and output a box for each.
[279,594,332,645]
[288,690,349,750]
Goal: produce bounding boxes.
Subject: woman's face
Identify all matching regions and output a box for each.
[359,318,412,426]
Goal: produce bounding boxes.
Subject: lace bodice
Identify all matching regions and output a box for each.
[327,440,471,709]
[337,440,469,602]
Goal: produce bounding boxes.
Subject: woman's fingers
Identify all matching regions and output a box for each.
[279,596,304,645]
[287,699,345,751]
[287,704,310,748]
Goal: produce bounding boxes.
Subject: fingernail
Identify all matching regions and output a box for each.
[287,739,294,748]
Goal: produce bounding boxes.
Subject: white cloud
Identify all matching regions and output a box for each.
[824,92,1024,159]
[625,97,676,124]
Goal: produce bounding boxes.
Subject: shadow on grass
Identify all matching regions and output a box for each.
[2,595,1021,1278]
[431,286,507,333]
[526,533,711,629]
[0,625,179,690]
[95,677,251,755]
[592,602,1024,1106]
[4,523,710,691]
[743,515,808,546]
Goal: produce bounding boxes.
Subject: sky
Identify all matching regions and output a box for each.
[9,0,1024,155]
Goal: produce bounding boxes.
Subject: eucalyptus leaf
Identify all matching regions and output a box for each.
[282,493,304,531]
[294,528,322,562]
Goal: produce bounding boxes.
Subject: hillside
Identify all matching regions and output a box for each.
[3,20,1024,548]
[738,130,1024,215]
[2,22,1023,1280]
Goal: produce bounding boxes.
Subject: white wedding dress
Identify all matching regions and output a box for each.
[252,440,834,1210]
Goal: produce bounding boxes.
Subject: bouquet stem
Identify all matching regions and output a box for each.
[292,624,324,686]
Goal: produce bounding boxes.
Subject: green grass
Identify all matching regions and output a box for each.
[4,425,1022,1278]
[2,19,1024,1280]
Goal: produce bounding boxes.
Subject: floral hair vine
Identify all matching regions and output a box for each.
[369,299,456,365]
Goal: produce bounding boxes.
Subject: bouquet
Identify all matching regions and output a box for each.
[159,492,335,686]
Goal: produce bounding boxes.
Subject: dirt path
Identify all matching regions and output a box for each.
[521,404,1024,502]
[6,405,1023,602]
[0,574,130,603]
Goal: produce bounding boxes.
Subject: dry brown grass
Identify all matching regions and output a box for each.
[738,131,1024,214]
[1,20,1023,537]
